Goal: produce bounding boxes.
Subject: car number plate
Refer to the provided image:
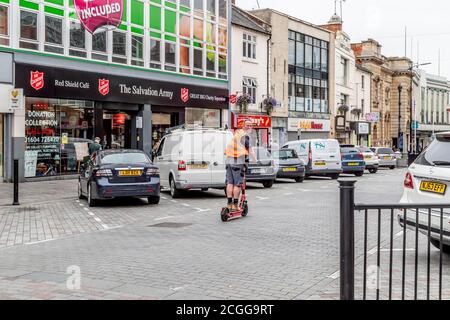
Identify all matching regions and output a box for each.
[251,168,265,174]
[315,162,326,166]
[118,170,142,176]
[364,156,372,160]
[348,162,360,166]
[188,164,208,169]
[420,181,447,195]
[282,167,297,172]
[384,156,391,160]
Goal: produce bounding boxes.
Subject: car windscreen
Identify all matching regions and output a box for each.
[100,153,150,164]
[377,148,394,154]
[272,150,297,159]
[415,137,450,166]
[341,147,359,154]
[254,148,272,160]
[358,146,372,153]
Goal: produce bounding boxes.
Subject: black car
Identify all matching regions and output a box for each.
[246,147,277,188]
[78,149,160,207]
[272,149,306,183]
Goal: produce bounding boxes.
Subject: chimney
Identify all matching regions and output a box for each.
[320,14,343,33]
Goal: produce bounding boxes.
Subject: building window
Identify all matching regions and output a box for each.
[131,35,144,66]
[338,57,348,86]
[243,33,256,59]
[112,31,127,64]
[20,10,39,50]
[165,41,176,71]
[69,21,86,57]
[92,32,108,61]
[0,5,9,45]
[287,29,329,114]
[44,15,63,54]
[243,77,257,104]
[150,38,161,69]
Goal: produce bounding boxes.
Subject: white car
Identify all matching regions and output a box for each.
[371,147,397,169]
[357,146,379,174]
[153,129,232,198]
[398,132,450,253]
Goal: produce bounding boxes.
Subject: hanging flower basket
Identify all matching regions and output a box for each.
[236,94,251,114]
[351,108,363,118]
[338,105,350,114]
[262,97,277,115]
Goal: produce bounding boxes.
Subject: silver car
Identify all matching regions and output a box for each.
[371,147,397,169]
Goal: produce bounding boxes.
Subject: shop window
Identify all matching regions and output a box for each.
[179,13,191,39]
[304,44,312,69]
[313,46,321,71]
[92,31,108,61]
[44,15,63,54]
[131,34,144,66]
[69,20,86,57]
[0,5,9,46]
[186,108,220,128]
[25,98,95,178]
[218,49,227,75]
[243,77,257,104]
[20,10,39,50]
[194,18,204,41]
[112,31,127,64]
[243,33,256,59]
[150,38,161,69]
[164,41,176,71]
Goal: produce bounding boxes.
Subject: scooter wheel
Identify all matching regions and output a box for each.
[221,208,230,222]
[242,202,249,217]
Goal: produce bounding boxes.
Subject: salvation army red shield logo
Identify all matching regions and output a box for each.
[98,79,110,96]
[30,71,44,90]
[73,0,124,34]
[181,88,190,103]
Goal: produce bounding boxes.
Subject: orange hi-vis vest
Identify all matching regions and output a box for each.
[225,129,249,158]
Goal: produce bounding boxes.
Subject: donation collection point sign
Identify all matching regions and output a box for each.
[74,0,124,34]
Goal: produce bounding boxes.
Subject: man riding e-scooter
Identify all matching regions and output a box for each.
[224,119,257,211]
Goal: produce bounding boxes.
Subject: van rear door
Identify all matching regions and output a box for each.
[210,131,233,185]
[310,140,341,171]
[181,131,215,184]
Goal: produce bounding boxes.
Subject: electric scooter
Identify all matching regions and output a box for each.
[220,163,249,222]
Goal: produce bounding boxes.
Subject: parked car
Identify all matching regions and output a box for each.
[271,148,306,183]
[153,129,232,198]
[398,132,450,253]
[340,146,366,177]
[283,139,342,179]
[371,147,397,169]
[78,149,160,207]
[246,147,277,188]
[357,146,379,174]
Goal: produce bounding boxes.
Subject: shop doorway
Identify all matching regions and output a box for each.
[152,112,180,152]
[102,111,133,149]
[0,115,3,178]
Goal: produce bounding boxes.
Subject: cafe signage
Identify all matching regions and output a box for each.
[232,114,272,129]
[15,64,228,109]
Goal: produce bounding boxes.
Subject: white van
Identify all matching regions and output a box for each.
[153,129,233,198]
[283,139,342,179]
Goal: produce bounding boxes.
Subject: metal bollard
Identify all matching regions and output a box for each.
[339,180,356,300]
[12,159,20,206]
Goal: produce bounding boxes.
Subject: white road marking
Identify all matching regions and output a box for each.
[94,217,102,222]
[101,224,109,229]
[25,239,56,245]
[83,207,89,211]
[172,286,184,291]
[161,196,168,200]
[171,200,178,203]
[327,270,340,279]
[367,247,378,256]
[195,208,211,213]
[256,196,269,200]
[284,192,294,196]
[182,203,191,207]
[155,216,174,221]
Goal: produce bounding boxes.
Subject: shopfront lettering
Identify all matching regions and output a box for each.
[55,80,90,89]
[79,2,121,20]
[119,84,174,100]
[74,0,123,34]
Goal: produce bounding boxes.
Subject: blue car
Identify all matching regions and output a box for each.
[340,146,366,177]
[78,149,160,207]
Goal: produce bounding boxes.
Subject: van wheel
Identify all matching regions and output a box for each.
[369,168,378,174]
[390,166,396,170]
[262,181,274,188]
[295,177,304,183]
[355,171,364,177]
[148,196,160,205]
[330,174,340,180]
[430,239,450,254]
[169,176,182,198]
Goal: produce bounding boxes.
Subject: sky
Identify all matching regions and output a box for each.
[236,0,450,78]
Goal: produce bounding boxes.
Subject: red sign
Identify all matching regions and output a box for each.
[229,94,237,104]
[30,71,44,90]
[74,0,124,34]
[233,114,272,129]
[113,113,126,125]
[181,88,190,103]
[98,79,110,96]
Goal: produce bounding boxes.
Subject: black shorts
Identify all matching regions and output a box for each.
[226,165,244,186]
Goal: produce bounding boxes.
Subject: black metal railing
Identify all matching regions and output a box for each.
[339,180,450,300]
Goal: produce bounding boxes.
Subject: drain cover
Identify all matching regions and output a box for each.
[148,222,192,228]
